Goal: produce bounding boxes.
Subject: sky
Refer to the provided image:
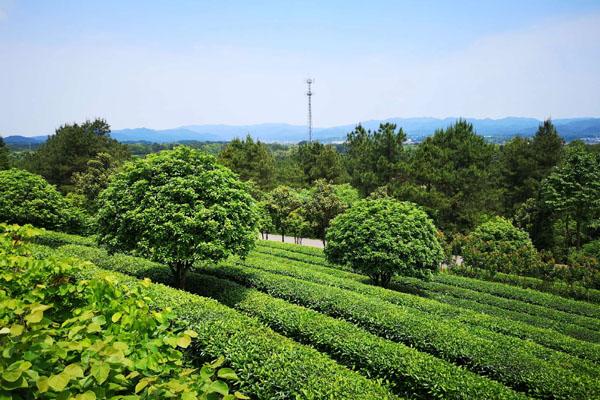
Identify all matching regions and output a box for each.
[1,0,600,136]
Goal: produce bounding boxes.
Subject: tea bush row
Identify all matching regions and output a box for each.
[48,244,399,400]
[237,252,600,362]
[198,262,600,399]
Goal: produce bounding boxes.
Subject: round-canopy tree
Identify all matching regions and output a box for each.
[0,168,78,231]
[325,199,443,286]
[462,216,540,275]
[96,146,258,288]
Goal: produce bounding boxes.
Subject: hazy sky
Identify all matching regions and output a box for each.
[1,0,600,136]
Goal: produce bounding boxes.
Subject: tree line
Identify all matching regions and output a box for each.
[1,117,599,271]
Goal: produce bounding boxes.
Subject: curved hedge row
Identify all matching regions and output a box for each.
[58,243,525,400]
[255,246,600,342]
[254,245,600,331]
[32,229,96,248]
[408,286,600,343]
[450,266,600,304]
[257,242,600,319]
[238,252,600,363]
[436,273,600,319]
[191,274,525,400]
[39,244,400,400]
[198,262,600,399]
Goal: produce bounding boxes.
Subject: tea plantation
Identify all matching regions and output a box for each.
[10,228,599,399]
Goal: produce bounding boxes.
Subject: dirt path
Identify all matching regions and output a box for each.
[260,234,324,249]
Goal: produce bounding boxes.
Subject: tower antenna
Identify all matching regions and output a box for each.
[306,78,314,142]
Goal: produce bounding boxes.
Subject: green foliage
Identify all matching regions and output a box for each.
[47,244,398,399]
[325,199,443,286]
[264,185,302,240]
[295,141,348,185]
[0,169,84,232]
[0,224,241,399]
[450,265,600,304]
[283,209,310,243]
[194,275,525,400]
[332,183,360,207]
[96,146,258,288]
[582,240,600,260]
[396,120,502,233]
[254,240,600,340]
[200,262,600,399]
[345,123,406,195]
[499,120,564,213]
[0,137,9,170]
[24,119,129,190]
[72,152,120,212]
[462,216,541,275]
[218,135,275,190]
[255,201,274,239]
[304,179,349,243]
[238,248,600,362]
[542,143,600,248]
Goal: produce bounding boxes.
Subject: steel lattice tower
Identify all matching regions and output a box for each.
[306,78,314,142]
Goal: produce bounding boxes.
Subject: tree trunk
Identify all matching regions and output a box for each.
[281,232,285,242]
[576,219,581,249]
[171,262,189,289]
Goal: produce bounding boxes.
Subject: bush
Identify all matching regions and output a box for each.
[462,216,541,275]
[582,240,600,260]
[325,199,443,286]
[96,146,258,288]
[0,169,84,232]
[0,224,241,399]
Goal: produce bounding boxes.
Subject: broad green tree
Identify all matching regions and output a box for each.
[285,209,311,244]
[542,144,600,248]
[25,119,129,190]
[72,152,119,212]
[325,199,443,286]
[218,135,276,190]
[304,179,349,244]
[0,169,82,231]
[264,185,302,241]
[462,216,541,275]
[96,146,258,288]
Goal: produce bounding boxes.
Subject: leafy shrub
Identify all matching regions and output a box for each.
[96,146,258,288]
[462,216,541,275]
[582,240,600,260]
[0,169,84,232]
[0,224,243,399]
[325,199,443,286]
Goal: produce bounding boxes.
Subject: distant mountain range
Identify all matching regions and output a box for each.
[4,117,600,148]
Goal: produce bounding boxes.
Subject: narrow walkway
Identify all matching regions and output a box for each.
[260,234,324,249]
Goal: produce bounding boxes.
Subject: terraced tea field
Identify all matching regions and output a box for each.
[34,231,600,399]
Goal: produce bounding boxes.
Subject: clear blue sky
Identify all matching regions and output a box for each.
[1,0,600,135]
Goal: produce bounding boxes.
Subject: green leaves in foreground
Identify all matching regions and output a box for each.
[0,223,246,399]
